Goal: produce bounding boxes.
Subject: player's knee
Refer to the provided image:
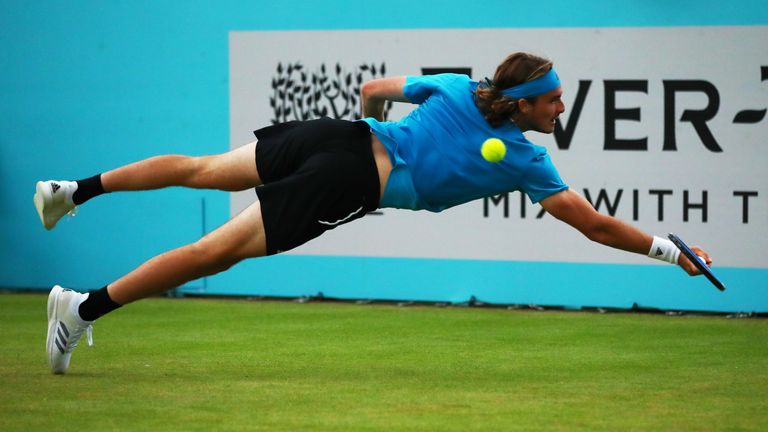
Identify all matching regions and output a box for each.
[188,156,217,186]
[188,239,242,276]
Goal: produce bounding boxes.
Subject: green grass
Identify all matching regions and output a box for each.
[1,293,767,431]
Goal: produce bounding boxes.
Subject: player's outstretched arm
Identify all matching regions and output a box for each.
[361,76,408,121]
[540,189,711,275]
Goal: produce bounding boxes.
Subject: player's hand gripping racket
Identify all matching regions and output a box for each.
[668,233,725,291]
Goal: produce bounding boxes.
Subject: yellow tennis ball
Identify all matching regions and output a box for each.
[481,138,506,163]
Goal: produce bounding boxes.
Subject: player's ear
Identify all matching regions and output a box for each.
[517,98,532,114]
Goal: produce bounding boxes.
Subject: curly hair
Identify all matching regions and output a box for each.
[475,52,554,127]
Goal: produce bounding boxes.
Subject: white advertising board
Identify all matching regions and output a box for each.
[230,27,767,268]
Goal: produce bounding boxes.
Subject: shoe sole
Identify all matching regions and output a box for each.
[46,286,61,367]
[46,286,62,373]
[33,182,55,230]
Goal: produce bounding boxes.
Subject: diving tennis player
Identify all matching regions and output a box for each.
[34,52,712,374]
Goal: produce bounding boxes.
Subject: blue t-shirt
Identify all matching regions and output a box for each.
[362,73,568,212]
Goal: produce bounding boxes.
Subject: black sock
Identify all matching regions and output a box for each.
[72,174,107,205]
[78,286,122,321]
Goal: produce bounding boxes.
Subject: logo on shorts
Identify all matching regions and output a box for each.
[318,205,364,227]
[269,62,393,124]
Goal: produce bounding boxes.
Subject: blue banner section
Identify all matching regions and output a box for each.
[2,1,766,312]
[190,256,767,313]
[4,1,764,32]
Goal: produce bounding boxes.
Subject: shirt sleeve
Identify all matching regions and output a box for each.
[520,151,569,204]
[403,73,463,104]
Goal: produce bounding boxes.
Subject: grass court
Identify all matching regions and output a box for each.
[1,293,766,431]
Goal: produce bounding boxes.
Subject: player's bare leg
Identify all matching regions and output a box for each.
[107,199,267,304]
[34,142,260,230]
[46,200,267,373]
[102,141,261,192]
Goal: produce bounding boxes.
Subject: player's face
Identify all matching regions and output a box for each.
[517,87,565,133]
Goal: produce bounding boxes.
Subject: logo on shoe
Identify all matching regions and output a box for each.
[51,182,61,194]
[55,321,70,354]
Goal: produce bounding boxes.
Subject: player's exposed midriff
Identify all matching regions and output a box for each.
[370,133,392,202]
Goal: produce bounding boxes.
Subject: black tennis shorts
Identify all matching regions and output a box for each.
[253,118,380,255]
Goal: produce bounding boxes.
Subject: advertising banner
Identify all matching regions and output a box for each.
[230,27,767,268]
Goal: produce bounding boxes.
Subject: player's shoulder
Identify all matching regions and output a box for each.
[443,73,474,88]
[494,123,531,145]
[440,74,479,102]
[410,73,474,88]
[441,73,472,82]
[498,128,553,163]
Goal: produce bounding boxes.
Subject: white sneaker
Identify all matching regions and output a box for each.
[46,285,94,374]
[33,180,78,230]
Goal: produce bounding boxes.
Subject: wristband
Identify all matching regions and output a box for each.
[648,236,681,264]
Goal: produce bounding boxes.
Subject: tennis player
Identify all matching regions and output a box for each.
[35,52,712,374]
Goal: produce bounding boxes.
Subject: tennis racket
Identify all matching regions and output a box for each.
[668,233,725,291]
